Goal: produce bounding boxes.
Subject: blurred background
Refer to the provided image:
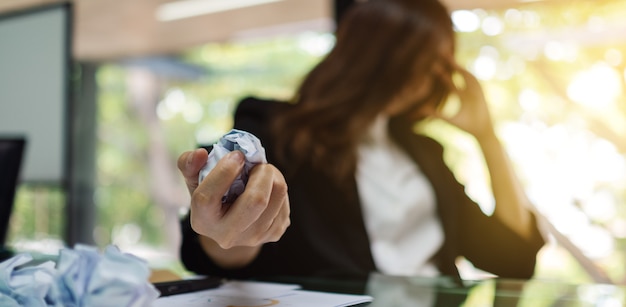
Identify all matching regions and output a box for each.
[1,0,626,284]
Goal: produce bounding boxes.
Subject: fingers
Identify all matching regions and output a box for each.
[189,157,290,249]
[446,63,483,96]
[431,61,456,92]
[225,164,289,239]
[237,165,290,245]
[193,150,245,212]
[177,148,209,195]
[264,192,291,243]
[189,151,245,237]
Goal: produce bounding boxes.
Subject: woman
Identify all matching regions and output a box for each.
[177,0,545,280]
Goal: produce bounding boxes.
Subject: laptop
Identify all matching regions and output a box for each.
[0,137,25,261]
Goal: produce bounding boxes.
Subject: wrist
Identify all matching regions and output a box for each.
[199,235,261,269]
[476,130,500,148]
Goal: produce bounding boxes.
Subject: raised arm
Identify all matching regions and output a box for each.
[436,68,535,240]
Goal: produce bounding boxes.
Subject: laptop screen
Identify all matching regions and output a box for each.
[0,137,25,251]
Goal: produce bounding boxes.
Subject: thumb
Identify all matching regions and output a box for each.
[195,150,245,204]
[178,148,209,194]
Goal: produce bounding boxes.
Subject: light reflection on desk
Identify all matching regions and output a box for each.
[365,273,625,306]
[264,273,626,306]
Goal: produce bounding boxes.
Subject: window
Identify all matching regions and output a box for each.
[9,0,626,282]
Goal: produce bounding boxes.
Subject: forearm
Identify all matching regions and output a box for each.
[477,132,534,240]
[198,235,262,269]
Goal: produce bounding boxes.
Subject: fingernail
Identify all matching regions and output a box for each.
[228,150,245,163]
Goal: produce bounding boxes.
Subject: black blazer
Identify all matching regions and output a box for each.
[180,97,545,280]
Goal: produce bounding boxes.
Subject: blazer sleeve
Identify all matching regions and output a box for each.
[417,136,545,279]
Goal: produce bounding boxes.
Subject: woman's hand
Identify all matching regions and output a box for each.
[177,148,290,267]
[435,65,497,141]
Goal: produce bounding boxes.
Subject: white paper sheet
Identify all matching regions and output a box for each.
[153,280,372,307]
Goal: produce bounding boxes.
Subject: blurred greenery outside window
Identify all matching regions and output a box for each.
[8,0,626,282]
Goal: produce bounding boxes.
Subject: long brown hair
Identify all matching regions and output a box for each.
[272,0,455,183]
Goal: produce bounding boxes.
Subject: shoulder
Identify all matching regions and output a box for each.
[390,119,445,158]
[235,96,290,119]
[233,96,291,144]
[413,134,445,155]
[393,127,449,178]
[389,116,444,155]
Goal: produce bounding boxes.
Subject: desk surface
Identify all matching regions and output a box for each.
[261,274,626,306]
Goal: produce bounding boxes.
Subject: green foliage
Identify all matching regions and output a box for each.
[9,185,65,244]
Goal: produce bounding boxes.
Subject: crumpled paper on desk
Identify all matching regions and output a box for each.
[198,129,267,203]
[0,253,57,307]
[0,245,159,307]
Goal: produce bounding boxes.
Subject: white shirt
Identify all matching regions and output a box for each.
[356,115,444,276]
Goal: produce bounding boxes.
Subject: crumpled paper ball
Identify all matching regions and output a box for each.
[198,129,268,203]
[0,253,57,306]
[0,245,159,307]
